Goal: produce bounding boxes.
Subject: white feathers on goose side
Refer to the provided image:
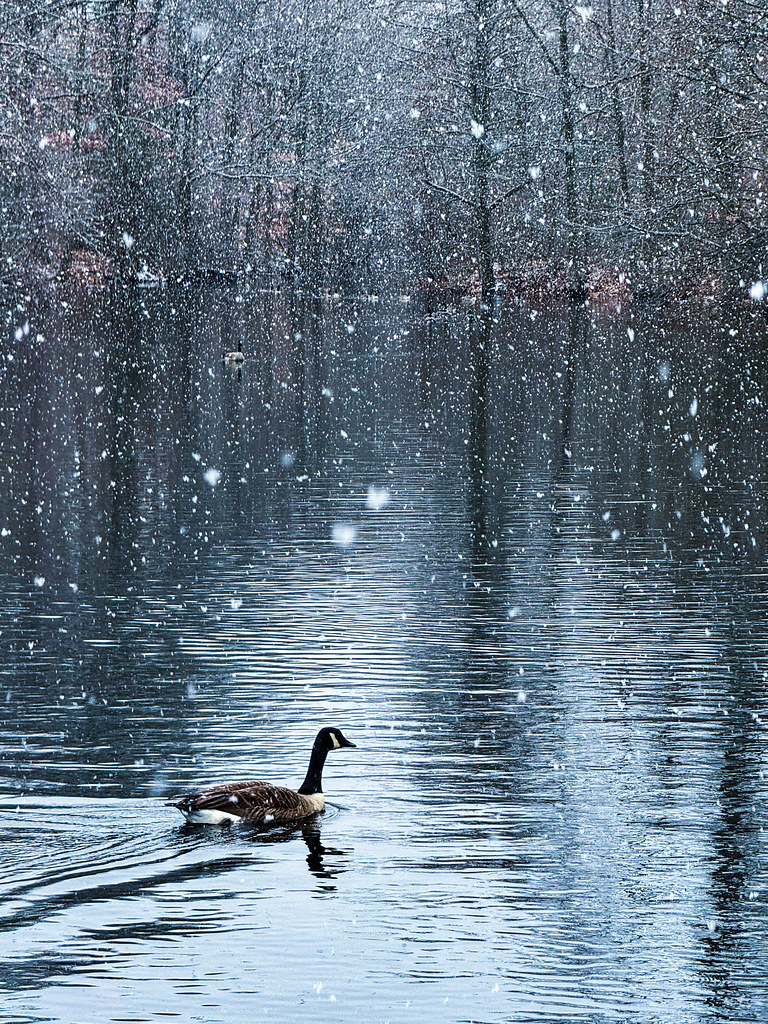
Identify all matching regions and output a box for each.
[166,726,356,825]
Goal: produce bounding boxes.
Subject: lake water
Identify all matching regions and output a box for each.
[0,287,766,1024]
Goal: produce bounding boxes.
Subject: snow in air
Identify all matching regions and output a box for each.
[366,485,390,510]
[331,523,357,547]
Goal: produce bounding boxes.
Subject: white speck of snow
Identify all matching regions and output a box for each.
[203,467,221,487]
[749,281,766,301]
[340,429,349,439]
[517,690,526,703]
[611,529,621,541]
[280,450,296,469]
[191,21,212,43]
[69,582,78,592]
[575,4,593,20]
[121,231,134,250]
[689,396,698,417]
[366,485,390,510]
[331,523,357,547]
[34,576,45,587]
[410,108,421,119]
[507,606,521,618]
[228,794,239,803]
[528,164,541,180]
[321,386,334,400]
[230,598,243,611]
[658,360,671,382]
[470,119,485,139]
[627,327,635,341]
[690,452,707,478]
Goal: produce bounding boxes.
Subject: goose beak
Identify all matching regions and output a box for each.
[340,737,356,748]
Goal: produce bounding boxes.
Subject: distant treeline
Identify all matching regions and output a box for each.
[3,0,766,299]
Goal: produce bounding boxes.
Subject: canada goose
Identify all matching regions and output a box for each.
[166,726,356,825]
[223,339,244,363]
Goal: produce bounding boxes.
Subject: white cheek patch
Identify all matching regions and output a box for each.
[331,733,341,749]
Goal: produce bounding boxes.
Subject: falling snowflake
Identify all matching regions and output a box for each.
[366,485,390,510]
[331,523,357,547]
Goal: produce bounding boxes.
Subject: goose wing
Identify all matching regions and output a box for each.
[168,779,314,822]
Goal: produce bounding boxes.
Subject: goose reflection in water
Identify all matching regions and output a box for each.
[176,817,350,889]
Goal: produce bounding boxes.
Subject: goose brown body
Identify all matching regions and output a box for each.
[166,727,355,825]
[169,780,325,825]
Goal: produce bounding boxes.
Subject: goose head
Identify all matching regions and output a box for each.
[315,726,356,751]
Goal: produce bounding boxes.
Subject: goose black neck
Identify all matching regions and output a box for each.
[298,742,329,795]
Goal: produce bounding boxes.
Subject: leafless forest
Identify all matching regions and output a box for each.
[4,0,767,297]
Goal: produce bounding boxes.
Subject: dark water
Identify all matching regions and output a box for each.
[0,287,766,1024]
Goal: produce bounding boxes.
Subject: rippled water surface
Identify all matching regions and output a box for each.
[0,289,766,1024]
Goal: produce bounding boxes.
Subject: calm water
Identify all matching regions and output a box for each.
[0,287,766,1024]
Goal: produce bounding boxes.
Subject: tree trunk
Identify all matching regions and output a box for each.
[556,0,584,294]
[469,0,495,309]
[605,0,629,203]
[106,0,139,276]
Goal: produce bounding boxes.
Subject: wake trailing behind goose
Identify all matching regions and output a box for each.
[166,727,356,825]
